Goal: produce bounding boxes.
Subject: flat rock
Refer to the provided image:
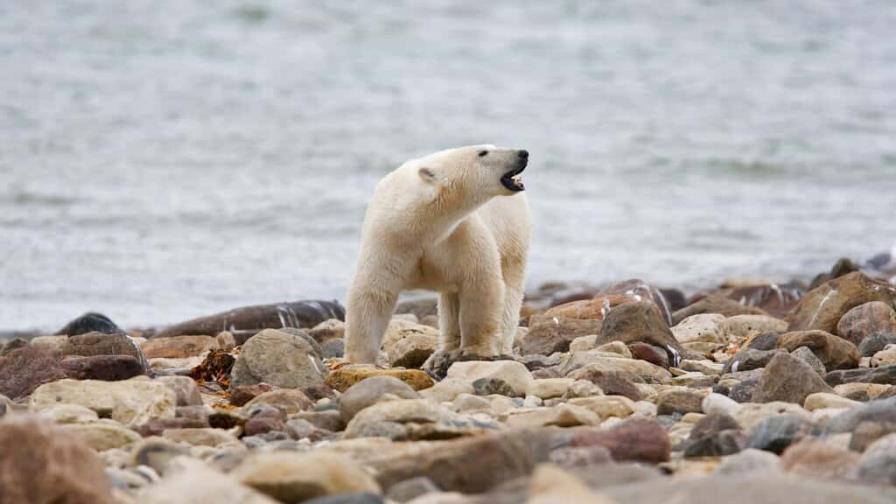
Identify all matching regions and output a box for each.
[777,330,859,370]
[162,427,238,447]
[673,295,767,325]
[564,354,672,384]
[752,353,834,404]
[568,395,635,419]
[230,329,327,390]
[61,332,148,371]
[60,420,142,450]
[59,355,146,381]
[343,398,496,440]
[780,438,859,480]
[723,315,788,340]
[30,377,177,427]
[656,389,704,415]
[505,404,601,428]
[825,365,896,386]
[326,366,434,392]
[787,272,896,334]
[0,346,69,399]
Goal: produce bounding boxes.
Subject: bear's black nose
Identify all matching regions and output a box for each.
[518,150,529,159]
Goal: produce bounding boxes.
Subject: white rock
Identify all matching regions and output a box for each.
[568,334,598,353]
[527,378,575,399]
[30,378,176,427]
[568,395,635,419]
[702,393,742,417]
[672,314,727,343]
[138,457,278,504]
[504,404,601,428]
[446,361,533,397]
[803,392,860,411]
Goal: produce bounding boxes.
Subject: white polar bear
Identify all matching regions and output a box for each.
[344,145,531,365]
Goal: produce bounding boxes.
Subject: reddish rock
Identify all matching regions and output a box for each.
[0,415,114,504]
[59,355,145,381]
[544,279,673,325]
[229,383,276,407]
[787,272,896,334]
[519,316,602,355]
[836,301,896,347]
[628,342,669,368]
[61,332,147,367]
[570,418,671,464]
[777,331,860,371]
[0,346,68,399]
[571,369,642,401]
[725,284,804,319]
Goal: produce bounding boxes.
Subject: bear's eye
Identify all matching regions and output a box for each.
[478,150,488,157]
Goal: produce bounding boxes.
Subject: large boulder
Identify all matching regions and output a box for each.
[230,329,326,390]
[776,331,860,371]
[0,415,114,504]
[787,272,896,333]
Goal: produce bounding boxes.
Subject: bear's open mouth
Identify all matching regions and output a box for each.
[500,162,526,192]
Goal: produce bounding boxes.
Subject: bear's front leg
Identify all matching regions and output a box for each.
[344,286,398,364]
[458,276,505,358]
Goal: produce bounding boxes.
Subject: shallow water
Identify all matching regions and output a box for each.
[1,1,895,331]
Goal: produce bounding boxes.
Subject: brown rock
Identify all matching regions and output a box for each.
[596,302,686,364]
[752,352,834,404]
[780,439,860,480]
[141,335,218,359]
[543,279,673,325]
[569,418,671,464]
[0,415,114,504]
[519,316,602,356]
[0,346,68,399]
[725,284,804,319]
[325,366,434,392]
[656,389,704,415]
[59,355,145,381]
[787,272,896,334]
[673,295,767,325]
[836,301,896,347]
[570,369,642,401]
[628,342,669,368]
[230,383,276,407]
[777,330,860,370]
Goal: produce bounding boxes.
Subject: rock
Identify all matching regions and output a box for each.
[394,297,438,320]
[836,301,896,347]
[230,329,326,390]
[702,393,741,417]
[723,349,781,373]
[570,418,670,463]
[0,415,114,503]
[505,404,601,428]
[747,332,783,350]
[446,361,533,397]
[321,339,345,359]
[571,369,642,401]
[230,383,275,406]
[789,346,826,376]
[856,433,896,485]
[804,392,859,411]
[292,410,345,432]
[58,355,146,381]
[548,445,614,469]
[788,272,896,333]
[858,332,896,357]
[138,458,278,503]
[472,377,518,397]
[751,353,834,404]
[0,346,69,399]
[339,376,419,422]
[527,378,575,399]
[137,416,209,437]
[386,477,440,503]
[162,427,238,446]
[244,409,287,437]
[569,395,636,419]
[526,464,612,504]
[672,314,727,343]
[56,312,122,336]
[568,334,598,352]
[777,330,860,371]
[596,302,685,364]
[155,376,202,406]
[153,300,345,339]
[382,319,439,368]
[780,438,860,479]
[833,382,891,401]
[673,295,767,325]
[243,389,314,416]
[683,413,744,457]
[826,365,896,385]
[30,377,177,427]
[61,332,148,370]
[326,366,433,392]
[871,345,896,367]
[681,359,724,375]
[656,389,704,415]
[303,494,383,504]
[745,414,816,454]
[141,335,218,359]
[131,438,190,475]
[61,421,142,450]
[724,284,804,319]
[344,399,495,440]
[418,378,474,403]
[723,314,789,340]
[29,334,68,352]
[627,342,669,368]
[543,279,673,323]
[309,319,346,344]
[824,396,896,434]
[562,352,671,383]
[519,316,602,355]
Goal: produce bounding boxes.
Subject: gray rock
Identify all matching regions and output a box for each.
[472,378,518,397]
[751,353,834,404]
[858,332,896,357]
[303,494,383,504]
[230,329,326,390]
[715,448,782,475]
[789,346,826,376]
[723,349,781,373]
[745,414,816,454]
[746,332,782,351]
[321,339,345,359]
[826,365,896,385]
[857,433,896,485]
[684,413,744,458]
[338,376,419,423]
[385,477,440,503]
[825,397,896,434]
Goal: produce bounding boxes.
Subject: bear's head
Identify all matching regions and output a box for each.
[415,145,529,203]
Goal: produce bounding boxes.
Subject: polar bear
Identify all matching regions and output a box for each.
[344,145,531,366]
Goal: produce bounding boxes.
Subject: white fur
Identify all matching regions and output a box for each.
[345,145,531,363]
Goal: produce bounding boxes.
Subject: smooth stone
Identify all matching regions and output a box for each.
[548,445,614,468]
[527,378,575,399]
[780,438,860,479]
[229,383,276,406]
[382,319,439,368]
[242,389,315,416]
[141,335,218,359]
[672,314,727,344]
[291,410,345,432]
[30,378,177,427]
[569,395,635,420]
[745,414,816,454]
[702,393,742,417]
[724,348,781,373]
[871,345,896,367]
[833,382,891,401]
[825,365,896,386]
[526,464,609,504]
[656,389,704,415]
[61,332,148,369]
[683,413,744,458]
[804,392,860,411]
[61,420,142,450]
[789,346,827,376]
[131,438,191,475]
[564,354,671,384]
[673,295,766,325]
[230,329,326,390]
[777,330,860,371]
[339,376,419,422]
[162,428,238,447]
[751,352,834,404]
[343,399,495,440]
[859,332,896,357]
[0,415,115,503]
[787,272,896,334]
[386,477,440,503]
[0,346,70,399]
[734,402,811,431]
[505,404,601,428]
[569,418,670,464]
[836,301,896,347]
[446,361,533,397]
[596,302,686,360]
[563,380,606,399]
[418,378,473,403]
[59,355,146,381]
[569,334,598,352]
[37,403,100,423]
[824,396,896,434]
[723,315,788,340]
[155,376,202,407]
[326,366,434,392]
[680,360,724,375]
[715,448,782,476]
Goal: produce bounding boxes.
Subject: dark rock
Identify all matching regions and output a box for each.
[0,415,114,504]
[673,295,767,325]
[826,365,896,386]
[656,390,704,415]
[752,352,834,404]
[659,288,688,312]
[303,493,383,504]
[776,330,860,371]
[229,383,276,407]
[61,332,149,373]
[519,316,602,355]
[473,378,518,397]
[59,355,145,381]
[385,477,440,503]
[745,414,816,454]
[570,418,671,464]
[746,332,782,351]
[56,312,122,336]
[0,346,68,399]
[724,349,782,373]
[136,417,209,437]
[859,332,896,357]
[338,376,419,423]
[628,343,669,368]
[153,300,345,339]
[597,302,687,364]
[808,257,860,291]
[788,272,896,334]
[683,413,744,458]
[572,369,643,401]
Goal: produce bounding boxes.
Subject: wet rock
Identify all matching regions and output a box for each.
[570,418,671,463]
[752,353,834,404]
[672,314,727,344]
[723,348,782,373]
[745,414,816,454]
[777,330,860,371]
[826,365,896,385]
[230,329,326,390]
[386,477,440,503]
[0,415,114,503]
[59,354,146,381]
[243,389,314,416]
[141,335,218,359]
[780,438,859,479]
[56,312,122,336]
[61,332,148,371]
[596,302,685,363]
[446,361,533,397]
[0,345,69,399]
[339,376,419,423]
[627,342,669,368]
[519,316,602,355]
[344,399,495,440]
[858,332,896,357]
[836,301,896,347]
[683,413,744,458]
[856,433,896,485]
[673,295,767,325]
[787,272,896,333]
[656,389,704,415]
[382,319,439,368]
[30,377,177,427]
[138,458,278,504]
[326,366,434,392]
[153,300,345,339]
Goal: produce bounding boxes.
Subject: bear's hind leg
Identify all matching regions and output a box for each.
[438,292,461,351]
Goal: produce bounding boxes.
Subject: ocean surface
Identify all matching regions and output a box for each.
[2,1,895,332]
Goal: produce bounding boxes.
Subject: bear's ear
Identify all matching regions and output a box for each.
[418,167,439,185]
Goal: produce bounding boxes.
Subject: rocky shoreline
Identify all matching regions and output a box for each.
[2,260,896,503]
